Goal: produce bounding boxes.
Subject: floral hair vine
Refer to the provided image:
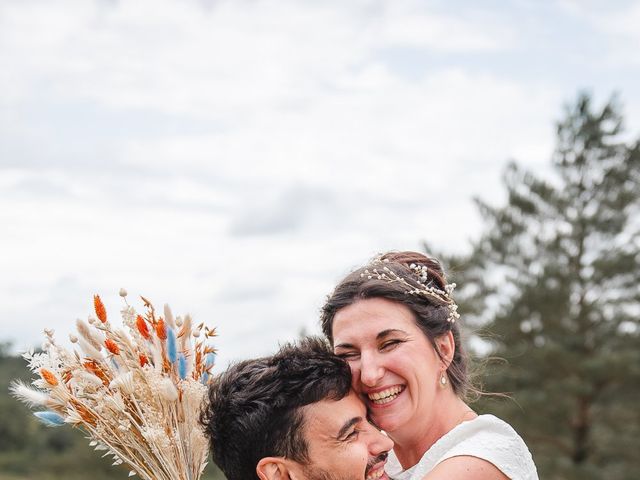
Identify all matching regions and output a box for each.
[10,289,217,480]
[361,258,460,324]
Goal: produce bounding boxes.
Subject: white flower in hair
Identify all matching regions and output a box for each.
[362,257,460,324]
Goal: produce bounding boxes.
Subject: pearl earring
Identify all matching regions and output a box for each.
[440,372,448,387]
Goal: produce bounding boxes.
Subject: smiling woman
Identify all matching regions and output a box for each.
[321,251,539,480]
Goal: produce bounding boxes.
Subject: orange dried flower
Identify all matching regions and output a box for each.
[94,294,107,323]
[156,318,167,340]
[62,370,73,384]
[84,360,109,385]
[104,339,120,355]
[205,326,218,338]
[136,315,150,339]
[71,399,96,427]
[40,368,59,386]
[139,353,149,367]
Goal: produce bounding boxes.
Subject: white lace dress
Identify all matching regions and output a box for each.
[385,414,539,480]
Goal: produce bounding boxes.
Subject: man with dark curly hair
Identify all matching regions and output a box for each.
[200,336,393,480]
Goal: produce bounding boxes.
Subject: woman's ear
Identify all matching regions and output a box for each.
[256,457,294,480]
[435,330,455,368]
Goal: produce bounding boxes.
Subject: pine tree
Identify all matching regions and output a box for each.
[451,93,640,479]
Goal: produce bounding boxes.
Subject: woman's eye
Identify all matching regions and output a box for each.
[337,352,360,360]
[380,340,402,350]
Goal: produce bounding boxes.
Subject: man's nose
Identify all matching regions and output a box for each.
[359,351,384,387]
[367,423,394,455]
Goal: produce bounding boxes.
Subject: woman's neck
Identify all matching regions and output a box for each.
[390,393,476,469]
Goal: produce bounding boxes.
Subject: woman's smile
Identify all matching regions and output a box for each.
[364,385,406,407]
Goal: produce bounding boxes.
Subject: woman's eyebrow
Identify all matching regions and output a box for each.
[335,329,409,349]
[377,329,408,340]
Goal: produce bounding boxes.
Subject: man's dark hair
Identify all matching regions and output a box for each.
[200,336,352,480]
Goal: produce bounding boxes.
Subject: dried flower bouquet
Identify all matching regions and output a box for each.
[11,290,217,480]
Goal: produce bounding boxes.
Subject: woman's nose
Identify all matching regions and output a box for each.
[359,351,384,387]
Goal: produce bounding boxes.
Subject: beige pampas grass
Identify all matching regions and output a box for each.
[73,370,104,387]
[76,318,104,350]
[158,378,179,402]
[164,304,175,329]
[11,291,218,480]
[9,380,49,407]
[77,337,103,360]
[109,372,136,395]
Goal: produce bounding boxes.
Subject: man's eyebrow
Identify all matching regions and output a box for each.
[336,416,362,440]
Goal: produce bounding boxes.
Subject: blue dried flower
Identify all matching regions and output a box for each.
[167,328,177,363]
[178,353,187,380]
[34,411,65,427]
[205,352,216,367]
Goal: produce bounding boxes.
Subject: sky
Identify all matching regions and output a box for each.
[2,0,640,368]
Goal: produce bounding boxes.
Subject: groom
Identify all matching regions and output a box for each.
[200,336,393,480]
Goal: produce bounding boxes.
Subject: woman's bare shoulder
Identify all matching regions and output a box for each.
[421,455,510,480]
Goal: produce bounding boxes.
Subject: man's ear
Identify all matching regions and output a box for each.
[256,457,294,480]
[436,331,455,367]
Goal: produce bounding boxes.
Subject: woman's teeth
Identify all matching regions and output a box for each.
[368,386,403,405]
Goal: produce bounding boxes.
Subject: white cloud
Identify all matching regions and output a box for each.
[0,0,518,114]
[373,3,517,52]
[557,0,640,67]
[1,0,638,366]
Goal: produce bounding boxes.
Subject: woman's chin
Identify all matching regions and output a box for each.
[368,396,410,434]
[371,412,405,435]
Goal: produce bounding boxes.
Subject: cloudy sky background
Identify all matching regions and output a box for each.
[2,0,640,367]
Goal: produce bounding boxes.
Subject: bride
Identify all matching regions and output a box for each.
[320,251,538,480]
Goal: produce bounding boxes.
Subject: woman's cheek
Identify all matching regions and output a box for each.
[350,363,362,390]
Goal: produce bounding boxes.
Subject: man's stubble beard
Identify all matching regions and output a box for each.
[302,465,358,480]
[301,452,388,480]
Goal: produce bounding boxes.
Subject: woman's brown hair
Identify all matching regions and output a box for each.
[321,251,474,399]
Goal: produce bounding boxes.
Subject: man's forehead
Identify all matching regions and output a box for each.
[302,391,366,437]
